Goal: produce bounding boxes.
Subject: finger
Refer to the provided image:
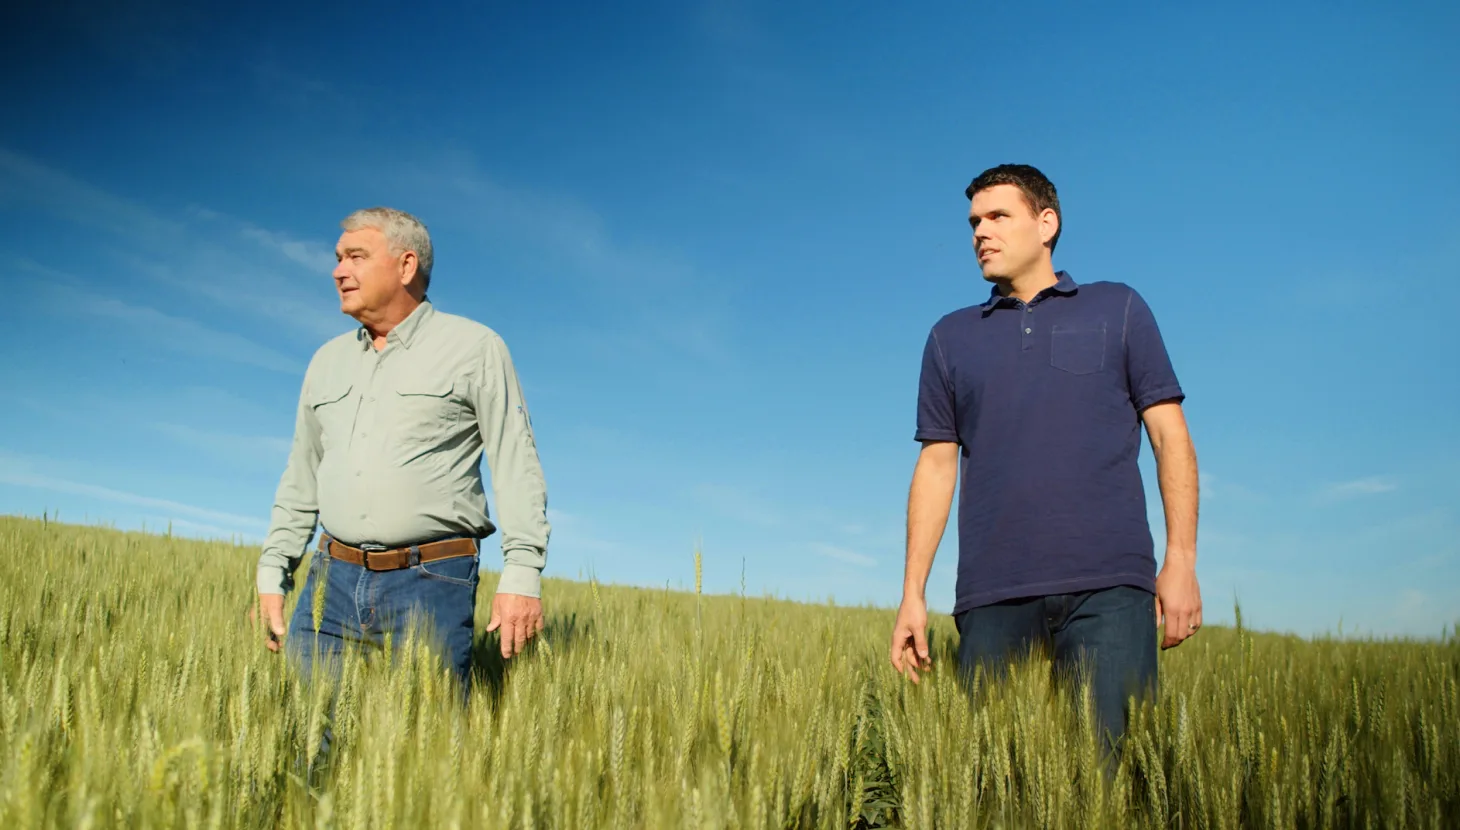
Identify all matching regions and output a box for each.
[912,626,930,666]
[500,618,515,659]
[890,628,908,671]
[534,613,545,636]
[1162,614,1179,648]
[513,616,529,655]
[485,607,501,633]
[902,646,921,684]
[1154,595,1164,628]
[1167,612,1192,648]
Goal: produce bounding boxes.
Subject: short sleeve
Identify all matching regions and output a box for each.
[1124,288,1185,412]
[914,326,959,443]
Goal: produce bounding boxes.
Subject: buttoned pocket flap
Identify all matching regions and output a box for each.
[392,379,459,447]
[310,384,352,408]
[394,379,454,399]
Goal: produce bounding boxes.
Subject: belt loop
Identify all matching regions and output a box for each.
[408,545,421,567]
[320,531,333,556]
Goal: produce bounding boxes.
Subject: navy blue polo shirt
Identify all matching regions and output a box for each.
[915,271,1185,615]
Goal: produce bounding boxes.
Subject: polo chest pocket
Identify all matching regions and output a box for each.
[1050,323,1106,375]
[391,379,463,446]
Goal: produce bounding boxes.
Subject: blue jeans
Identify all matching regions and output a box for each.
[953,584,1158,758]
[285,542,481,695]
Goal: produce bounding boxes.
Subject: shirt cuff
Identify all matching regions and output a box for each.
[1134,386,1186,412]
[256,564,289,596]
[914,428,958,442]
[496,562,542,598]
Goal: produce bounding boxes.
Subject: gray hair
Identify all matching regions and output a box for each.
[341,207,434,291]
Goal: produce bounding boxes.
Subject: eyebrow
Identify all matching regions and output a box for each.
[336,246,369,260]
[968,209,1011,228]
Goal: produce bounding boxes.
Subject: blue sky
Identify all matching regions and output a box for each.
[1,1,1456,639]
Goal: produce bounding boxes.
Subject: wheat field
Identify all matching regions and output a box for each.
[0,515,1456,828]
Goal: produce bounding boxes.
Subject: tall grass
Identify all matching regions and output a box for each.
[0,515,1455,827]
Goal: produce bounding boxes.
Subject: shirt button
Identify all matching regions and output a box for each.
[1024,327,1032,334]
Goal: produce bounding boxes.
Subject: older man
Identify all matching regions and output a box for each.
[255,206,550,689]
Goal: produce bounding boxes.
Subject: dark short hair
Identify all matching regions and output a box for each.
[964,164,1062,252]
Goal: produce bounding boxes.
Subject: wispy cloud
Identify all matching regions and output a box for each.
[0,146,183,240]
[0,463,265,533]
[119,253,345,342]
[186,205,336,273]
[152,423,292,460]
[1408,551,1456,570]
[811,542,876,568]
[694,483,785,528]
[410,155,738,366]
[1,147,346,342]
[32,274,304,376]
[140,516,260,541]
[250,60,351,114]
[1319,476,1399,503]
[1198,471,1264,503]
[544,508,625,556]
[1391,589,1439,634]
[237,224,336,273]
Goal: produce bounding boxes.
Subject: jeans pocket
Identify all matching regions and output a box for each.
[1050,324,1106,374]
[414,554,479,586]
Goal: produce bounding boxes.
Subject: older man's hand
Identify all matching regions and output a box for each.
[486,593,543,658]
[253,593,288,653]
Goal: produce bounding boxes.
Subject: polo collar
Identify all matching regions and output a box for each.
[980,271,1079,313]
[356,298,435,350]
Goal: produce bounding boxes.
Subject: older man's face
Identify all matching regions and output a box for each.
[332,227,410,318]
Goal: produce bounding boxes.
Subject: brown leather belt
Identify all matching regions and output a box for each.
[319,533,478,571]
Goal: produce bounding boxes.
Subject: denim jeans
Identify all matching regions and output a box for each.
[285,542,481,695]
[953,584,1158,758]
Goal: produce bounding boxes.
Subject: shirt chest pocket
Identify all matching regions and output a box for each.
[309,384,355,451]
[1050,323,1107,375]
[391,379,464,447]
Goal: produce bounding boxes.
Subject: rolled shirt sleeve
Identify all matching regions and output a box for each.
[256,363,324,595]
[1123,288,1185,412]
[474,333,552,597]
[914,326,959,443]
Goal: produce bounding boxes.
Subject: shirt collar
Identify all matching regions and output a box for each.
[356,298,434,350]
[980,271,1079,313]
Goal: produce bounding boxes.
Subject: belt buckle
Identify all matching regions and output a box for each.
[359,543,388,570]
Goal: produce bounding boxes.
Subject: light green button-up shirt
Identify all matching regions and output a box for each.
[256,300,550,598]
